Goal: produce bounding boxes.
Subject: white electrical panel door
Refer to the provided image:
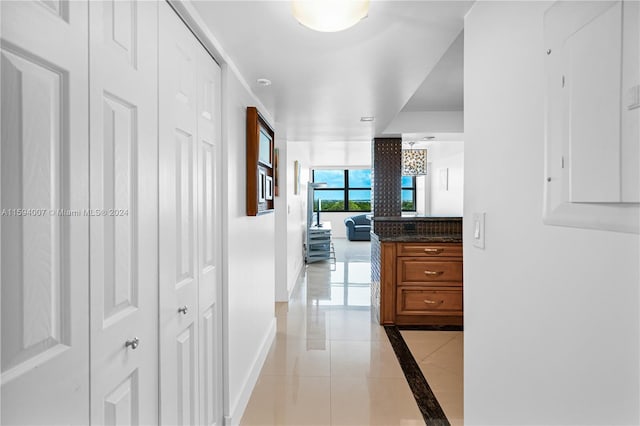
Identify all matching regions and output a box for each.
[544,0,639,233]
[620,0,640,202]
[1,1,90,424]
[565,2,622,202]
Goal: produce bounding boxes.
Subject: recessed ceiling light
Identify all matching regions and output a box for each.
[360,116,375,122]
[257,78,272,87]
[422,136,435,140]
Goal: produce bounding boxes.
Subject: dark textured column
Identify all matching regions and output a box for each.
[372,137,402,219]
[370,234,381,323]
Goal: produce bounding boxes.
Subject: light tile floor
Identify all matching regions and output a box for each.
[400,330,464,426]
[240,239,463,426]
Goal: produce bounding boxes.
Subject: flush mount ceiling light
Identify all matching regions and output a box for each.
[292,0,369,32]
[256,78,272,87]
[402,142,428,176]
[360,116,375,122]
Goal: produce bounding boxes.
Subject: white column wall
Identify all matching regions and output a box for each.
[464,2,640,424]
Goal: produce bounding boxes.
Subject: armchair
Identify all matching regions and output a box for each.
[344,214,371,241]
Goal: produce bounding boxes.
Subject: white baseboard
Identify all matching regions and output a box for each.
[287,259,305,300]
[224,318,276,426]
[276,255,305,302]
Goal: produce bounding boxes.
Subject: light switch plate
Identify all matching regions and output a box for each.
[472,212,485,249]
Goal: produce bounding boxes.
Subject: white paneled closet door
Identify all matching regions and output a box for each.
[88,1,159,424]
[159,3,200,425]
[0,1,90,424]
[196,34,223,426]
[159,3,223,425]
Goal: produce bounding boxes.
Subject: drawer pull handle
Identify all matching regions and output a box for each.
[423,299,444,305]
[423,248,443,254]
[424,270,443,276]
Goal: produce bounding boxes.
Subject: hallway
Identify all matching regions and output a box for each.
[240,240,463,425]
[2,1,638,424]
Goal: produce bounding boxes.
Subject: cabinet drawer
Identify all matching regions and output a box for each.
[397,288,463,315]
[397,259,462,284]
[397,243,461,258]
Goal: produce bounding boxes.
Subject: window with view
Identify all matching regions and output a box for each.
[401,175,416,211]
[312,169,416,212]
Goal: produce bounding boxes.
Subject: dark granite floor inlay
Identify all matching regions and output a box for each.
[397,324,463,332]
[384,325,450,426]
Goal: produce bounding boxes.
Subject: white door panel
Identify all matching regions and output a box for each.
[196,42,222,426]
[176,324,197,425]
[103,372,138,425]
[2,3,224,424]
[197,48,220,310]
[89,1,159,424]
[1,1,89,424]
[200,303,220,426]
[159,4,223,425]
[159,3,200,424]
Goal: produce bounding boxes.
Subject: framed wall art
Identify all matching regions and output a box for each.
[294,160,301,195]
[246,106,275,215]
[266,176,273,200]
[439,168,449,191]
[259,169,267,203]
[274,148,280,196]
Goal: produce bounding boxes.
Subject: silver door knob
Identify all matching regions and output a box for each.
[125,337,139,350]
[178,305,188,315]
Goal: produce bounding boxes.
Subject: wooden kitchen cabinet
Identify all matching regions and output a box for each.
[379,241,463,326]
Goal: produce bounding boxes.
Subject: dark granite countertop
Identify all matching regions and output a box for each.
[373,233,462,243]
[371,216,462,222]
[370,216,462,243]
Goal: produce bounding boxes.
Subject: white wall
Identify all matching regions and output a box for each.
[275,141,310,301]
[415,174,429,215]
[221,65,276,423]
[384,111,464,134]
[274,124,288,301]
[464,3,640,425]
[306,140,372,168]
[429,142,463,217]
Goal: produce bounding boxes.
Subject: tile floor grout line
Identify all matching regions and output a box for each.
[384,325,450,426]
[409,334,459,364]
[397,325,463,365]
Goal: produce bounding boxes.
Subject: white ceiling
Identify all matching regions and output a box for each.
[192,0,471,143]
[401,30,463,112]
